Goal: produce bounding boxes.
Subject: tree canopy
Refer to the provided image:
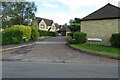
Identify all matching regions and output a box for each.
[2,2,37,28]
[68,18,81,32]
[69,17,81,25]
[67,24,80,32]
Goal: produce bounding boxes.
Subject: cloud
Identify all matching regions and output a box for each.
[36,12,87,25]
[43,2,58,8]
[35,0,119,25]
[58,0,118,11]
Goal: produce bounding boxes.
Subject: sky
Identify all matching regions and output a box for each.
[34,0,119,25]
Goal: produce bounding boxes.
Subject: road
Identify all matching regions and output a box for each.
[2,37,119,78]
[2,62,118,78]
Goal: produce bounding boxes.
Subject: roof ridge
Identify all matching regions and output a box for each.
[81,3,120,21]
[36,17,53,21]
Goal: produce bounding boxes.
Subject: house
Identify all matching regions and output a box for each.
[35,17,56,32]
[55,23,62,31]
[58,25,71,36]
[81,3,120,46]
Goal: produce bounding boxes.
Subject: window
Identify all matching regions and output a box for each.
[41,24,45,28]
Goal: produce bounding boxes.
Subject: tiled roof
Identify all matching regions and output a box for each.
[59,26,71,32]
[36,17,53,26]
[81,3,120,21]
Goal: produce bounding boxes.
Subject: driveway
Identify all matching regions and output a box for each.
[2,37,118,64]
[2,37,119,78]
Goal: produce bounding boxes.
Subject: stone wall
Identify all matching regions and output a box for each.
[81,19,119,46]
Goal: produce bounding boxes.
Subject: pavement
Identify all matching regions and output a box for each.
[1,36,119,78]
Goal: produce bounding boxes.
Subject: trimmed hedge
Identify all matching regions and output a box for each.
[67,36,77,44]
[74,32,87,44]
[2,29,23,45]
[10,25,31,42]
[110,33,120,48]
[31,26,39,41]
[38,30,56,37]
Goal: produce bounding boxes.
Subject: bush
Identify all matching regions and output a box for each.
[67,32,73,38]
[2,29,23,45]
[31,26,39,41]
[67,24,80,32]
[67,36,77,44]
[38,30,56,37]
[10,25,31,42]
[110,33,120,48]
[74,32,87,44]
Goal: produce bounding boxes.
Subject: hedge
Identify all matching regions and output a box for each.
[10,25,31,42]
[67,36,77,44]
[31,26,39,41]
[38,30,56,37]
[110,33,120,48]
[74,32,87,44]
[2,29,23,45]
[67,32,74,38]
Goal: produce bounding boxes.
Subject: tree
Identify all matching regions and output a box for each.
[68,17,81,32]
[2,2,37,28]
[69,19,74,25]
[67,24,80,32]
[74,18,81,23]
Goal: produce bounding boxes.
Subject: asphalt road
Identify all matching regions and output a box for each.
[2,62,118,78]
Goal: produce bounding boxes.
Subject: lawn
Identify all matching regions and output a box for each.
[71,44,120,57]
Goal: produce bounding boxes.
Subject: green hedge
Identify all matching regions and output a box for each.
[110,33,120,48]
[2,29,23,45]
[10,25,31,42]
[74,32,87,44]
[31,26,39,41]
[38,30,56,37]
[67,32,74,38]
[67,36,77,44]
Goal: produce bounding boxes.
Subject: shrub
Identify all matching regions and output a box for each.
[10,25,31,42]
[74,32,87,44]
[31,26,39,41]
[67,32,73,38]
[38,30,56,37]
[2,29,23,45]
[67,24,80,32]
[110,33,120,48]
[67,36,77,44]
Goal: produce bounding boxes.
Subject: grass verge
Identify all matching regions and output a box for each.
[71,44,120,57]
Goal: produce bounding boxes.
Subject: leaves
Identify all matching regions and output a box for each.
[2,2,37,28]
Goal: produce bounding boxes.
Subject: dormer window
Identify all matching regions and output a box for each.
[41,24,45,28]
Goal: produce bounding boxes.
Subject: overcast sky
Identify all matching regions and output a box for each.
[35,0,119,25]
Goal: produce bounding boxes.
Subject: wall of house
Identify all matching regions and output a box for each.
[38,20,56,32]
[39,20,47,31]
[50,23,56,32]
[81,19,119,46]
[66,31,71,36]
